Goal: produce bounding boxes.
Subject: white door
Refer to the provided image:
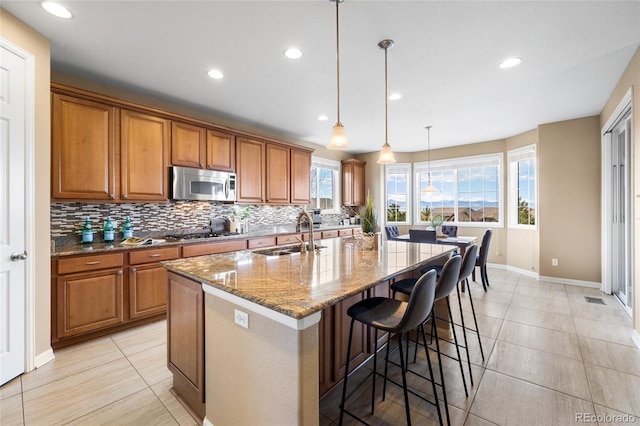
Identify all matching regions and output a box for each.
[611,110,633,310]
[0,41,28,385]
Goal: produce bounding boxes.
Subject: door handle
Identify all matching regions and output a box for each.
[11,252,27,261]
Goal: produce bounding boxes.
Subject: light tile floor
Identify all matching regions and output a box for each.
[1,267,638,425]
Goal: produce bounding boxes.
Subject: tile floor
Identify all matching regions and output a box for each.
[0,267,638,425]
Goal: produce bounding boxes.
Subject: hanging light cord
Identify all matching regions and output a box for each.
[335,0,341,124]
[427,126,432,184]
[384,44,388,145]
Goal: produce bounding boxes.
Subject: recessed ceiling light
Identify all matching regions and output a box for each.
[388,93,402,101]
[317,115,329,121]
[500,57,522,69]
[41,1,73,19]
[207,69,224,80]
[284,48,303,59]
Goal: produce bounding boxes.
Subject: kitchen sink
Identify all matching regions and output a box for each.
[253,244,326,257]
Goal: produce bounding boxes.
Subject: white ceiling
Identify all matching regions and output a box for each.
[3,1,640,153]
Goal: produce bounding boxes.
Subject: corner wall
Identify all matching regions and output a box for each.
[0,9,51,361]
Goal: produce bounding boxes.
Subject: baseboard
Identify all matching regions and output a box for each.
[203,417,213,426]
[632,329,640,351]
[34,347,55,369]
[504,264,539,279]
[538,275,601,289]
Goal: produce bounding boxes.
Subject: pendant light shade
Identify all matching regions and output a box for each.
[377,39,396,164]
[422,125,438,193]
[327,0,349,150]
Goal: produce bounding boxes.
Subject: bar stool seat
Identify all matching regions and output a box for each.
[338,270,443,426]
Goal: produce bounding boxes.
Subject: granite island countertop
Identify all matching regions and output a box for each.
[161,237,453,319]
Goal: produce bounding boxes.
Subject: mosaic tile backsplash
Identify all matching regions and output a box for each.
[51,201,351,239]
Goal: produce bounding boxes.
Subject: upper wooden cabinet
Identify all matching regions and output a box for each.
[51,83,312,203]
[342,158,366,206]
[171,121,205,169]
[236,137,265,203]
[52,94,116,200]
[206,130,236,172]
[265,144,290,204]
[170,123,236,172]
[120,110,170,201]
[290,149,311,205]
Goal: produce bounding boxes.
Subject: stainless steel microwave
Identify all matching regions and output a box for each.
[171,166,236,202]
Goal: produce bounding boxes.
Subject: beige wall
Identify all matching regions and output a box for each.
[538,117,601,282]
[0,9,51,360]
[600,46,640,335]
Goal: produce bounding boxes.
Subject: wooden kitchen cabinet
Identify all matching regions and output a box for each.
[171,124,236,173]
[236,137,265,203]
[56,261,124,338]
[290,149,311,204]
[342,158,366,206]
[120,109,170,201]
[167,271,206,419]
[333,292,367,381]
[51,94,116,200]
[171,121,205,169]
[129,247,179,320]
[206,129,235,172]
[265,143,290,204]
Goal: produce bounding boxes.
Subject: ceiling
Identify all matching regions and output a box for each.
[3,1,640,153]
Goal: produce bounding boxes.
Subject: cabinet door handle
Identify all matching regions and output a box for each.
[85,261,101,265]
[122,194,128,199]
[117,270,123,275]
[149,254,161,257]
[131,268,137,272]
[110,194,115,199]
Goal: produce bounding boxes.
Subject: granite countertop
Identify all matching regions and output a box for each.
[161,238,453,319]
[51,223,361,257]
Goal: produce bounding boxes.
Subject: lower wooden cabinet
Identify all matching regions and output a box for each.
[129,264,168,319]
[56,267,124,338]
[334,292,367,381]
[167,271,206,420]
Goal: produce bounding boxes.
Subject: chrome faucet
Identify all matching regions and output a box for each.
[295,211,314,254]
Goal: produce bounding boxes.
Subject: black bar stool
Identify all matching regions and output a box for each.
[472,229,493,291]
[338,269,443,426]
[390,255,467,424]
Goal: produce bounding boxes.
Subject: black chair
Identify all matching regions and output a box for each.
[441,225,458,237]
[409,229,437,243]
[472,229,493,291]
[385,225,402,241]
[338,270,443,425]
[389,255,466,425]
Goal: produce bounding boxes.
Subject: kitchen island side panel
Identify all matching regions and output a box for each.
[205,293,319,426]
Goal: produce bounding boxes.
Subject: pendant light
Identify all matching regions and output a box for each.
[376,39,396,164]
[327,0,349,150]
[422,125,438,192]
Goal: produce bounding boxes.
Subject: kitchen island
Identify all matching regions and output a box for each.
[161,237,453,425]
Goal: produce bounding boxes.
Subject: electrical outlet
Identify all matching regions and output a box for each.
[552,258,559,267]
[234,309,249,329]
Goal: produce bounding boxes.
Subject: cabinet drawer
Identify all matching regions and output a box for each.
[57,253,124,274]
[302,232,322,242]
[321,230,339,239]
[248,237,277,249]
[130,247,180,265]
[182,239,247,258]
[276,234,302,245]
[339,229,353,237]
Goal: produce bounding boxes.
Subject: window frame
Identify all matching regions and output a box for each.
[384,163,412,225]
[413,153,504,228]
[508,145,537,230]
[310,156,341,214]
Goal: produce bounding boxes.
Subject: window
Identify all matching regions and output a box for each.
[508,145,536,228]
[414,153,503,226]
[385,163,411,224]
[310,157,340,213]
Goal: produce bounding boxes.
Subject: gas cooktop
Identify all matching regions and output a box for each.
[165,229,239,241]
